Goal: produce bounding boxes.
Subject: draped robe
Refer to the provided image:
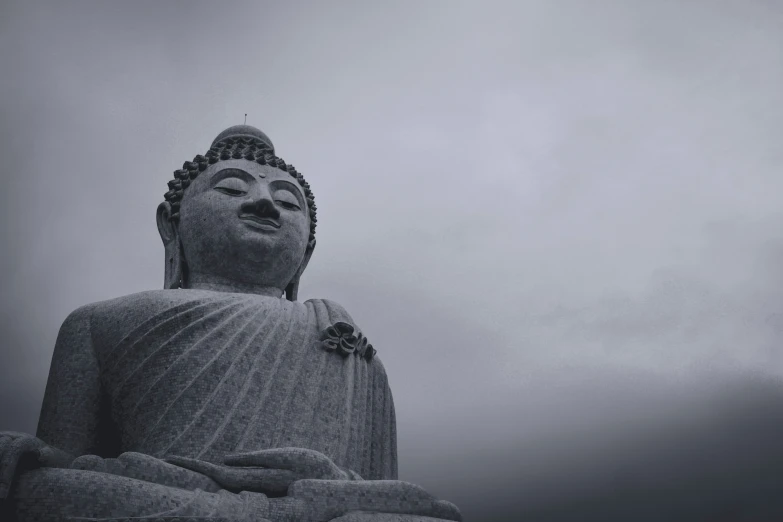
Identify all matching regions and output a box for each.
[14,289,400,521]
[90,290,395,478]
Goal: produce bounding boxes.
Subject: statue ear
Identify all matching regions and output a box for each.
[285,240,315,301]
[156,202,185,289]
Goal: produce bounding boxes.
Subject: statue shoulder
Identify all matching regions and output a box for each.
[72,290,178,323]
[61,301,101,325]
[69,290,211,350]
[55,301,102,344]
[306,298,356,323]
[305,298,366,334]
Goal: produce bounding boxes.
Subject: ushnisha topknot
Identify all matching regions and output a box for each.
[210,124,274,151]
[163,126,317,246]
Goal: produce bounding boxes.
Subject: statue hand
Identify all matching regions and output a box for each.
[0,432,73,499]
[280,479,462,522]
[166,447,359,495]
[165,454,301,494]
[224,447,359,481]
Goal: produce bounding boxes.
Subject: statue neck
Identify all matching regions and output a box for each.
[185,273,284,298]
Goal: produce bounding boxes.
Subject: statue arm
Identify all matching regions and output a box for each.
[314,299,398,480]
[368,356,398,481]
[2,305,108,499]
[36,304,114,458]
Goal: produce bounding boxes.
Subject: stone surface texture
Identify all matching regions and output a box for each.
[0,126,460,521]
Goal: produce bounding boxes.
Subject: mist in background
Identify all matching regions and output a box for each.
[1,1,783,520]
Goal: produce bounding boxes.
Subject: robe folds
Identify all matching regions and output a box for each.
[43,289,398,480]
[10,290,465,522]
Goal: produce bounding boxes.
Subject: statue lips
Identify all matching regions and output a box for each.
[239,214,281,232]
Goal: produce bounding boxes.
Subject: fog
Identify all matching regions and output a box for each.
[1,1,782,520]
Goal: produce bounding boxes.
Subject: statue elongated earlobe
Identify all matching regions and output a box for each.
[285,241,315,301]
[156,202,185,289]
[164,239,186,289]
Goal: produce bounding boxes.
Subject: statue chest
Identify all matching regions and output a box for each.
[94,295,383,471]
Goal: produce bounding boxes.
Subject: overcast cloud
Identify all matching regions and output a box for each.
[1,1,783,520]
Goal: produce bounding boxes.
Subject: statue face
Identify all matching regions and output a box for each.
[176,159,311,293]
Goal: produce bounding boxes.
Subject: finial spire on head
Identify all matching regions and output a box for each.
[211,124,275,154]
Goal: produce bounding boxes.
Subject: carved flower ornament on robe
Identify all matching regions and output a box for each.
[320,321,376,360]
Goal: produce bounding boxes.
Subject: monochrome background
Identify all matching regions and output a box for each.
[2,1,782,520]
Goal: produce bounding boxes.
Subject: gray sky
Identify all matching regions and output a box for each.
[2,1,783,519]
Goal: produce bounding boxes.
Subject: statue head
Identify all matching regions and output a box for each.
[156,125,317,301]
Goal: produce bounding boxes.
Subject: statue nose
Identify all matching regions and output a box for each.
[241,197,280,219]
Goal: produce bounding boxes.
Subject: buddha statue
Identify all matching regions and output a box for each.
[0,125,461,522]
